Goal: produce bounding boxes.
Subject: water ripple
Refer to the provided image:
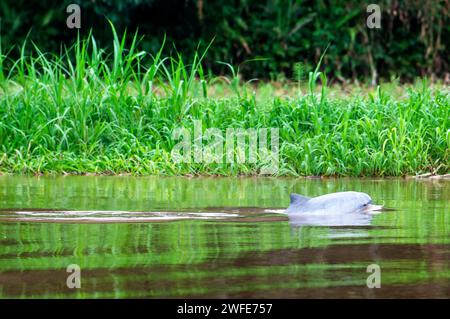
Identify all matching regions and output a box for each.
[0,208,284,223]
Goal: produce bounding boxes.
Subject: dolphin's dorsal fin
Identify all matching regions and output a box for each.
[290,193,310,205]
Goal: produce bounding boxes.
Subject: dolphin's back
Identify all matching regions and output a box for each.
[286,193,310,214]
[290,193,310,205]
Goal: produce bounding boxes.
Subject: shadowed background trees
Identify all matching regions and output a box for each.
[0,0,448,83]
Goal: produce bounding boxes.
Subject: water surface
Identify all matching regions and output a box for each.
[0,176,449,298]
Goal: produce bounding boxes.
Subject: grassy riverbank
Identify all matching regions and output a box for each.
[0,30,448,176]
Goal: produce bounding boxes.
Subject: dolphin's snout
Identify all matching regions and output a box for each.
[362,203,384,213]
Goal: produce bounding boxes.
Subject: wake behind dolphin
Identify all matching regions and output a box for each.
[286,191,383,227]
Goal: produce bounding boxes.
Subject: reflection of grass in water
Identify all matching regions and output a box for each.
[1,211,448,271]
[3,258,449,298]
[0,177,449,297]
[0,222,323,271]
[41,264,370,298]
[1,206,450,298]
[0,175,448,211]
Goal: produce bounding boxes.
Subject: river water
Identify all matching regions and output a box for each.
[0,176,449,298]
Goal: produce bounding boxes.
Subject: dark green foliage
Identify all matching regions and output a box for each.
[0,0,448,82]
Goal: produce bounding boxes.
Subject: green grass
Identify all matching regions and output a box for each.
[0,28,448,176]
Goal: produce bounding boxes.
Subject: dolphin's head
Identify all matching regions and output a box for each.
[354,192,372,211]
[321,191,374,214]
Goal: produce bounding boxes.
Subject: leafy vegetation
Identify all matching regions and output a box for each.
[0,27,448,176]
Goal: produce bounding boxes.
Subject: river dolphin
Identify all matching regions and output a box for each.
[286,191,383,226]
